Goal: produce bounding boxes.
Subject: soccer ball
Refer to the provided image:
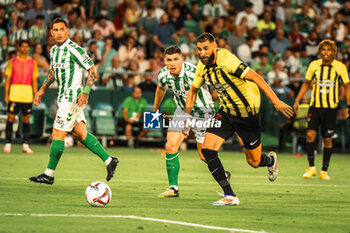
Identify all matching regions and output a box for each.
[85,181,112,207]
[64,135,74,147]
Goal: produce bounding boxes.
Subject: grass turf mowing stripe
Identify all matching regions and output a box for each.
[2,177,350,187]
[0,213,267,233]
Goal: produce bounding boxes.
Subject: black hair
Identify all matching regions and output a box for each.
[197,32,216,43]
[19,39,29,46]
[36,14,45,20]
[50,17,68,29]
[164,45,181,55]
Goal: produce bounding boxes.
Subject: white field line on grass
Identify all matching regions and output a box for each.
[0,213,266,233]
[0,177,350,188]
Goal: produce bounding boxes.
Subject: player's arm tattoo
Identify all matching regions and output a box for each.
[81,66,97,98]
[43,69,55,90]
[86,67,97,88]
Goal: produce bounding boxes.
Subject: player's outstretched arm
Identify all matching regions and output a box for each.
[245,69,294,118]
[153,85,167,112]
[34,69,55,105]
[78,66,96,108]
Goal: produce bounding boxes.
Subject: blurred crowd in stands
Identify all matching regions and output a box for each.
[0,0,349,100]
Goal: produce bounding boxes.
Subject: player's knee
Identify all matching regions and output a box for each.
[306,131,316,142]
[165,142,177,154]
[7,114,15,122]
[71,131,81,142]
[323,137,333,148]
[22,115,30,123]
[247,158,260,168]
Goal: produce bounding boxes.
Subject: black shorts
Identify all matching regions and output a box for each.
[7,102,32,116]
[307,107,337,137]
[206,109,261,149]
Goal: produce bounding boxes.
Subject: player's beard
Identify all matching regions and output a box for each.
[200,51,215,66]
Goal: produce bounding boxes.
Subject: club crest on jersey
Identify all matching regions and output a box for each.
[184,82,190,89]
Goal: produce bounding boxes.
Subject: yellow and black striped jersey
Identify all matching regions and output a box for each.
[305,59,349,109]
[192,49,260,118]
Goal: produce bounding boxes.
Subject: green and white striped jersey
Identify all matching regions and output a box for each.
[9,28,28,44]
[158,62,215,118]
[49,38,94,103]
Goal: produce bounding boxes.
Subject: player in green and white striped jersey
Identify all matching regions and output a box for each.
[29,17,118,185]
[154,46,229,197]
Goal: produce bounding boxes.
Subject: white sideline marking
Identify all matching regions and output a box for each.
[1,177,350,187]
[0,213,266,233]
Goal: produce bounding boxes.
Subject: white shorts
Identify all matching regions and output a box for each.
[167,107,208,144]
[54,101,86,132]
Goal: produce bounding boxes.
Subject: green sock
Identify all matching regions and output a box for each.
[83,133,110,162]
[166,152,180,186]
[47,140,65,170]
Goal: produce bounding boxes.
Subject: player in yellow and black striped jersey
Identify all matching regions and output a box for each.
[294,39,350,180]
[184,33,294,206]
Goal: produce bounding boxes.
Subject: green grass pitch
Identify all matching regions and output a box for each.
[0,145,349,233]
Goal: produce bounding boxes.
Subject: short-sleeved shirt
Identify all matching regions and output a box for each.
[293,13,314,34]
[49,38,94,103]
[305,58,349,109]
[122,96,148,118]
[192,49,260,118]
[29,25,47,44]
[10,28,28,44]
[203,2,228,20]
[158,62,215,118]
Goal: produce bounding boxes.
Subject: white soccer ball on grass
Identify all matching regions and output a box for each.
[85,181,112,207]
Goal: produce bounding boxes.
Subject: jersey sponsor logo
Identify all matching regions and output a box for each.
[52,63,66,69]
[214,83,229,92]
[143,111,161,129]
[213,83,229,98]
[316,80,334,87]
[173,90,187,96]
